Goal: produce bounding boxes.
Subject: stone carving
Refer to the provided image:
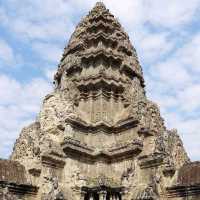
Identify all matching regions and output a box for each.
[167,129,190,168]
[138,101,165,136]
[121,161,136,187]
[137,186,158,200]
[98,175,109,186]
[7,2,194,200]
[42,177,65,200]
[2,187,18,200]
[11,122,40,159]
[10,122,41,172]
[147,102,165,134]
[60,81,79,106]
[154,135,166,154]
[64,123,74,138]
[85,174,120,189]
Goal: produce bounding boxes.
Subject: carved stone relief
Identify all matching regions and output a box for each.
[42,177,65,200]
[2,187,18,200]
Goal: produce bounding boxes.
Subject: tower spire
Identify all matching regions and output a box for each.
[53,1,146,132]
[55,1,144,89]
[92,1,107,12]
[10,2,191,200]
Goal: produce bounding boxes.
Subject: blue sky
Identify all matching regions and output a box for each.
[0,0,200,160]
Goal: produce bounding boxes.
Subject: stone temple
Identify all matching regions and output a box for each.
[0,2,200,200]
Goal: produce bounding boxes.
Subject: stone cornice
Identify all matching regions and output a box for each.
[62,42,85,58]
[81,48,124,62]
[76,75,126,91]
[87,12,118,25]
[65,116,138,134]
[138,153,165,169]
[86,20,120,33]
[84,31,120,44]
[0,181,38,196]
[166,185,200,198]
[41,151,65,169]
[61,138,143,163]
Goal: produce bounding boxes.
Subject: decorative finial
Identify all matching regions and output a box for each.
[93,1,107,11]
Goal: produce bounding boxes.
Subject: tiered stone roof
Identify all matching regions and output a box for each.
[54,2,144,90]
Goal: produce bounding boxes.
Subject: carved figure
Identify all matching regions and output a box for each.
[42,177,65,200]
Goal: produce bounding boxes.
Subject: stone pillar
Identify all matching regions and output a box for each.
[122,189,129,200]
[116,194,120,200]
[80,191,86,200]
[89,193,94,200]
[98,191,107,200]
[112,193,120,200]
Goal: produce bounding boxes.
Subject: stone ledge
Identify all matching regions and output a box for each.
[166,185,200,198]
[41,152,66,169]
[61,138,143,163]
[65,116,138,134]
[0,181,38,196]
[138,153,165,169]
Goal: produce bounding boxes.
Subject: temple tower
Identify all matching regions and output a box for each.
[10,2,190,200]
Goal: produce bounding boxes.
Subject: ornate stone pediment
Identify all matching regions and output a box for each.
[85,175,121,188]
[61,137,143,163]
[133,185,158,200]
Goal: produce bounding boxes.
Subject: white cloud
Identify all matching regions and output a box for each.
[150,60,192,90]
[45,68,56,80]
[162,112,200,160]
[2,0,200,43]
[146,32,200,161]
[102,0,200,29]
[1,0,75,41]
[178,84,200,112]
[0,0,199,68]
[32,42,63,63]
[135,32,174,63]
[147,32,200,103]
[0,39,15,65]
[176,34,200,73]
[144,0,200,28]
[103,0,144,28]
[0,74,52,158]
[11,18,74,41]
